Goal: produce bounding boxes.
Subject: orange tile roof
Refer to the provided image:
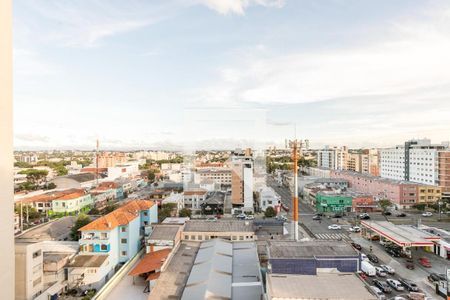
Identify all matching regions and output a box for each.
[183,189,207,196]
[21,189,85,203]
[146,272,161,281]
[94,181,118,190]
[128,249,171,276]
[79,200,155,231]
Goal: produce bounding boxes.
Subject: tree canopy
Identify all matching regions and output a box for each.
[264,206,276,218]
[70,214,91,241]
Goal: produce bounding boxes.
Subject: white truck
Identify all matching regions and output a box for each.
[361,260,376,276]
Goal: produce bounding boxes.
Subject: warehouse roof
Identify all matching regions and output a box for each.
[268,240,358,258]
[267,273,376,300]
[184,220,254,233]
[148,225,180,241]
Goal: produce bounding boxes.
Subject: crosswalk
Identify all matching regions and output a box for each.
[314,233,350,241]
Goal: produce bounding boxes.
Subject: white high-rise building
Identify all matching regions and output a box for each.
[317,146,348,170]
[380,139,447,185]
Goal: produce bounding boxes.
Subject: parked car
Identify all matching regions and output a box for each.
[312,215,322,221]
[398,279,419,292]
[245,215,254,220]
[369,235,380,241]
[386,279,405,291]
[418,257,431,268]
[315,212,324,216]
[380,265,395,275]
[359,213,370,220]
[237,213,246,219]
[422,212,433,217]
[405,262,415,270]
[375,267,387,277]
[333,213,343,218]
[206,217,218,222]
[367,253,379,263]
[349,226,361,232]
[396,213,407,217]
[328,224,341,230]
[351,242,362,251]
[373,279,392,293]
[369,286,386,300]
[361,261,376,276]
[427,273,445,282]
[386,248,401,257]
[361,253,368,261]
[382,211,392,216]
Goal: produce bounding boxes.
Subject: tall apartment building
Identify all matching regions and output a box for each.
[380,139,449,185]
[438,151,450,200]
[97,152,128,168]
[346,149,379,176]
[230,151,254,211]
[317,146,348,170]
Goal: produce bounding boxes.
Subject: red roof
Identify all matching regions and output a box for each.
[79,200,155,231]
[128,249,171,277]
[22,189,86,203]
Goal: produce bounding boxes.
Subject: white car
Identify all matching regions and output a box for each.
[245,215,255,220]
[328,224,341,230]
[349,226,361,232]
[386,279,404,291]
[380,264,395,274]
[370,286,385,300]
[422,212,433,217]
[375,267,387,277]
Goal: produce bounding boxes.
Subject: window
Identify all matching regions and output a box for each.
[32,250,41,259]
[100,244,108,251]
[239,236,243,241]
[33,276,42,287]
[121,227,126,232]
[121,251,127,256]
[100,233,108,239]
[121,238,127,244]
[184,235,189,240]
[143,212,148,216]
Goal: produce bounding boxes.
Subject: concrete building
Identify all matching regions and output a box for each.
[182,220,255,242]
[69,200,157,290]
[317,146,348,170]
[259,186,281,212]
[231,155,254,211]
[438,151,450,200]
[331,170,419,208]
[51,173,96,190]
[107,163,139,180]
[97,152,128,168]
[266,273,376,300]
[303,167,331,178]
[15,217,78,300]
[146,224,183,252]
[183,189,207,211]
[346,149,379,176]
[315,192,353,213]
[267,240,360,275]
[180,239,263,300]
[380,139,449,185]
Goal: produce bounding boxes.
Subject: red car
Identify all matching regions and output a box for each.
[418,257,431,268]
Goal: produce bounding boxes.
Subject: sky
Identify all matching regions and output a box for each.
[13,0,450,150]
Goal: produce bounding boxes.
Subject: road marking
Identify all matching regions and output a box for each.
[315,233,350,240]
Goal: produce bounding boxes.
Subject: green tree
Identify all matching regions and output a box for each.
[15,204,41,221]
[412,203,426,211]
[179,208,192,218]
[378,199,393,212]
[44,182,57,190]
[102,203,118,214]
[158,203,177,222]
[264,206,276,218]
[14,161,33,168]
[18,181,37,191]
[71,214,91,241]
[19,169,48,185]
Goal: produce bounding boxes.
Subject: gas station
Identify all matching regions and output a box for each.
[360,220,441,256]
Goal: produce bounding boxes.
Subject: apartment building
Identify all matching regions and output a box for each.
[70,200,157,290]
[96,152,128,168]
[331,170,419,208]
[21,189,93,215]
[317,146,348,170]
[230,153,254,211]
[438,151,450,200]
[417,185,442,204]
[183,189,207,210]
[346,149,379,176]
[380,139,448,185]
[194,168,232,185]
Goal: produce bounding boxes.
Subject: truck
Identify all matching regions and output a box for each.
[361,260,376,276]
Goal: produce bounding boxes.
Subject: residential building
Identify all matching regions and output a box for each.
[315,192,353,213]
[317,146,348,170]
[146,224,183,252]
[259,186,281,212]
[380,139,448,185]
[182,220,255,241]
[69,200,157,290]
[194,168,232,185]
[230,153,254,211]
[107,163,139,180]
[96,152,128,168]
[438,151,450,200]
[346,149,379,176]
[331,170,419,208]
[183,189,207,210]
[417,185,442,204]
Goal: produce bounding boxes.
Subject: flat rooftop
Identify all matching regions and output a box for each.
[15,216,76,243]
[268,240,358,258]
[184,220,254,233]
[148,225,180,241]
[361,220,440,247]
[68,254,108,268]
[267,273,376,300]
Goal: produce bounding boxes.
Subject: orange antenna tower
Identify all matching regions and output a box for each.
[290,139,299,241]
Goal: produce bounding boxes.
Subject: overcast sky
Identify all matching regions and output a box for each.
[13,0,450,150]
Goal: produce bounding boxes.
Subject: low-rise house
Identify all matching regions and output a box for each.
[183,189,207,211]
[67,200,157,290]
[146,224,183,252]
[259,186,281,212]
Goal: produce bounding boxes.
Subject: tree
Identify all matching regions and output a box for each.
[88,207,100,215]
[71,214,91,241]
[412,203,426,211]
[17,181,37,191]
[179,208,192,218]
[264,206,276,218]
[19,169,48,185]
[378,199,393,212]
[158,203,177,222]
[15,204,41,221]
[14,161,33,168]
[44,182,57,190]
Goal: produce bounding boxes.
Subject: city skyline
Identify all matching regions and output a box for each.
[14,0,450,150]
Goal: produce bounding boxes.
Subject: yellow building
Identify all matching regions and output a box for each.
[417,185,441,204]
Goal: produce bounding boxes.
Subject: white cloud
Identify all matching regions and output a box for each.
[193,6,450,105]
[198,0,284,15]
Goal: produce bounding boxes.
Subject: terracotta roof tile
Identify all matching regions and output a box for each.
[22,189,85,203]
[79,200,155,231]
[128,248,171,276]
